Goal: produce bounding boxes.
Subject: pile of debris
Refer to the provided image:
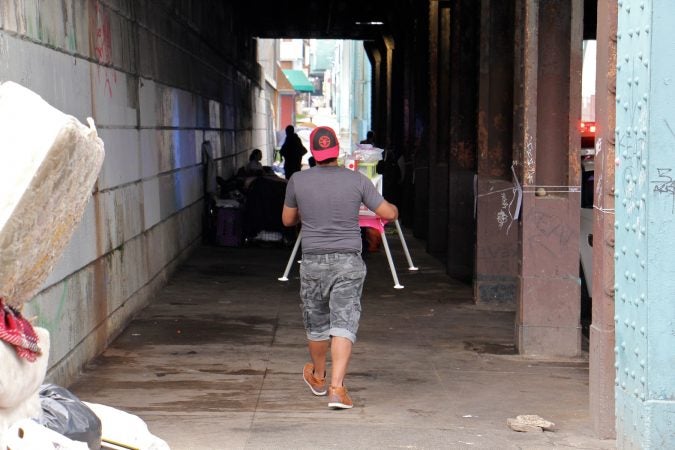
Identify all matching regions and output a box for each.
[0,82,167,449]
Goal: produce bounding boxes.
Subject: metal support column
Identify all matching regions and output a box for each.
[589,0,618,439]
[615,0,675,446]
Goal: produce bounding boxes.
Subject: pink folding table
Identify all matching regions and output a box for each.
[278,213,418,289]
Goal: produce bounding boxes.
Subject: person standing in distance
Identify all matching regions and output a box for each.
[279,125,307,180]
[282,126,398,409]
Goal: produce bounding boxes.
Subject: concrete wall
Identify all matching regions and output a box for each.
[0,0,270,385]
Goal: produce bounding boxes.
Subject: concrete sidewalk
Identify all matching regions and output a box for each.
[70,232,615,449]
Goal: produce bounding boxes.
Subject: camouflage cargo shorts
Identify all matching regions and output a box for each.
[299,252,367,343]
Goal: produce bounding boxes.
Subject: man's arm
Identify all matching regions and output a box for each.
[374,200,398,221]
[282,205,300,227]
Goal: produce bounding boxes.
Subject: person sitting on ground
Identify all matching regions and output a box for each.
[360,130,375,145]
[245,149,263,175]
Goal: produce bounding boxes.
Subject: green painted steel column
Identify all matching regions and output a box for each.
[615,0,675,447]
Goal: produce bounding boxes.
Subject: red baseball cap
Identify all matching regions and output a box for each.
[309,126,340,161]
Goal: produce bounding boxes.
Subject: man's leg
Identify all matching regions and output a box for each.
[329,336,352,387]
[308,339,330,377]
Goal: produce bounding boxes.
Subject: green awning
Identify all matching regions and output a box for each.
[282,69,314,92]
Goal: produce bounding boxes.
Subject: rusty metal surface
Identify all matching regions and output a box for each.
[446,0,479,282]
[515,0,583,358]
[588,0,617,439]
[477,0,515,179]
[474,0,517,308]
[426,1,449,257]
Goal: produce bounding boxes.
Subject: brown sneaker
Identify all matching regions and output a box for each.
[303,363,327,396]
[327,385,353,409]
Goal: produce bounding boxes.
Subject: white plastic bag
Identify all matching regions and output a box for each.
[0,419,88,450]
[83,402,170,450]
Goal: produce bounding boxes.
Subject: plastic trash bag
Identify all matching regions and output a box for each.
[37,384,102,450]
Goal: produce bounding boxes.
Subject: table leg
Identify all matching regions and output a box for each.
[380,230,404,289]
[394,219,418,271]
[278,231,302,281]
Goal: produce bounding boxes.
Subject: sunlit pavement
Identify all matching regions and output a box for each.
[70,231,614,449]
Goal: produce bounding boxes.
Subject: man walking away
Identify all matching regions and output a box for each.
[279,125,307,180]
[282,126,398,409]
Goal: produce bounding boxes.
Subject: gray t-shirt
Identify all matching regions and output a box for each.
[284,166,385,254]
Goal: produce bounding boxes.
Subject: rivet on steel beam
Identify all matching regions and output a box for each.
[615,379,620,386]
[614,346,619,354]
[631,371,636,378]
[624,367,629,375]
[635,76,640,84]
[627,78,632,86]
[645,26,650,34]
[638,52,643,60]
[644,60,649,68]
[631,321,636,329]
[622,199,628,206]
[622,341,627,349]
[643,94,648,101]
[621,294,627,302]
[640,2,645,9]
[640,393,646,401]
[622,382,626,388]
[640,260,646,268]
[614,315,620,323]
[615,252,619,260]
[633,127,638,135]
[641,227,646,234]
[632,223,638,232]
[632,174,638,182]
[640,294,646,302]
[636,29,641,37]
[640,326,646,335]
[640,359,645,367]
[631,273,637,281]
[625,56,630,63]
[640,377,645,384]
[622,246,628,254]
[634,389,639,397]
[615,361,620,368]
[625,222,631,231]
[634,347,639,355]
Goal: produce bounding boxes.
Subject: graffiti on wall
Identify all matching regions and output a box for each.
[524,134,536,184]
[92,2,116,98]
[651,168,675,212]
[496,190,518,234]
